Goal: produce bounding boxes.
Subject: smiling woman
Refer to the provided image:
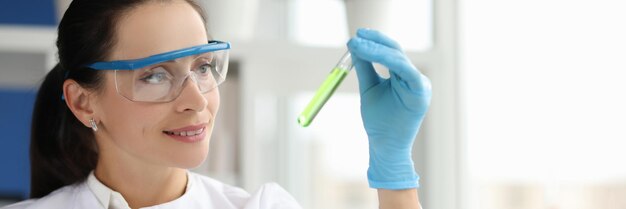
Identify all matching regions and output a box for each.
[3,0,300,208]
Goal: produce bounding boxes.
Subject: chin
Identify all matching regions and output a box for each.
[163,135,211,169]
[171,152,209,169]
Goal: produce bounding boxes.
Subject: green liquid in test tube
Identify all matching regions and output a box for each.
[297,51,353,127]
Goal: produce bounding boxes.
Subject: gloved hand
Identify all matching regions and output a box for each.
[347,28,432,190]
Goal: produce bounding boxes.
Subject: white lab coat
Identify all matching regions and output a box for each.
[2,171,302,209]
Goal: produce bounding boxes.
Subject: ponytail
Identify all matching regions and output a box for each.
[29,63,98,198]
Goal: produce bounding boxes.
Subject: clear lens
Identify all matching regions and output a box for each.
[114,49,229,102]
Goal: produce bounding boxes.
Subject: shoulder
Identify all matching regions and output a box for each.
[1,182,99,209]
[188,172,302,209]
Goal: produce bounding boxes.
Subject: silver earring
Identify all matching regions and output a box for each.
[89,118,98,132]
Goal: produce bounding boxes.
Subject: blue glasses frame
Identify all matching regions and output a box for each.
[86,40,230,70]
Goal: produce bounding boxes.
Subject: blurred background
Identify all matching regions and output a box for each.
[0,0,625,208]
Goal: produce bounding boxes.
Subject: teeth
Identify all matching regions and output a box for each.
[165,128,204,136]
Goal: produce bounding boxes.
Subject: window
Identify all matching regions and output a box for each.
[462,1,626,208]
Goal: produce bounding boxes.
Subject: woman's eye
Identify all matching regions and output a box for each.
[140,71,170,84]
[196,64,213,75]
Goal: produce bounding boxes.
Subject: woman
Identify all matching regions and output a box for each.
[3,0,431,208]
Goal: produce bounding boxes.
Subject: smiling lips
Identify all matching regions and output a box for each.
[163,123,208,143]
[163,128,204,136]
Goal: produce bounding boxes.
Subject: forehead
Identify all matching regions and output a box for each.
[110,1,208,60]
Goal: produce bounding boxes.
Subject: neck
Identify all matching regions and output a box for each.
[94,150,188,208]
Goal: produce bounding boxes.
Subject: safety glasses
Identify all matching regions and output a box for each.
[86,40,230,102]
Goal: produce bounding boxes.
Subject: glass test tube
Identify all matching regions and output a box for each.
[297,51,353,127]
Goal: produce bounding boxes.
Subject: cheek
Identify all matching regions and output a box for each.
[209,88,220,113]
[100,84,167,145]
[96,75,170,157]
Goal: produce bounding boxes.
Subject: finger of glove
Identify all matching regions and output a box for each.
[357,28,403,51]
[348,37,426,91]
[348,40,382,94]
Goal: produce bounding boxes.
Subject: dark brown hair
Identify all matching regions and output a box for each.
[30,0,207,198]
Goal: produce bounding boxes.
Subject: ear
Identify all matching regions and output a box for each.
[63,79,97,128]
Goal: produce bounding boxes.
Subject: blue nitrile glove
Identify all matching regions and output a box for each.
[347,28,432,190]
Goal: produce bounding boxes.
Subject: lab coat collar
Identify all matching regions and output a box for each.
[86,171,192,209]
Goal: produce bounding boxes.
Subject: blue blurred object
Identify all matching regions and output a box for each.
[0,89,36,200]
[0,0,58,26]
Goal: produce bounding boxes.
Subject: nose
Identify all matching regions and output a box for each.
[174,76,209,112]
